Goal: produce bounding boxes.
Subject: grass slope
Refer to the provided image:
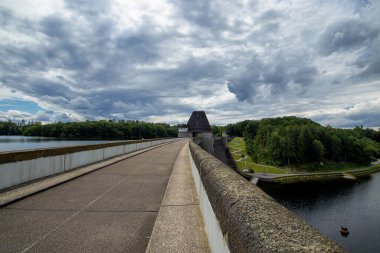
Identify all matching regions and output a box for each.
[227,137,287,174]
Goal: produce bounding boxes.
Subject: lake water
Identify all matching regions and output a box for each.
[259,173,380,253]
[0,136,119,152]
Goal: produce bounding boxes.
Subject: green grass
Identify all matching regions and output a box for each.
[295,161,380,173]
[228,137,245,150]
[228,137,380,175]
[227,137,287,174]
[236,161,287,174]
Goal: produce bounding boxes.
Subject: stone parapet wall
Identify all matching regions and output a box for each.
[189,141,346,253]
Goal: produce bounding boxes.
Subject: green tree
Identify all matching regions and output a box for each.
[312,139,324,162]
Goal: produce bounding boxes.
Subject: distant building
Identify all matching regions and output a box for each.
[178,111,212,138]
[178,127,192,138]
[187,111,212,136]
[178,127,188,133]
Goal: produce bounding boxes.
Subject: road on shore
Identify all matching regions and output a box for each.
[0,141,186,253]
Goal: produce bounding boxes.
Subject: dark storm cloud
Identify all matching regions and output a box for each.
[115,33,161,63]
[5,78,74,100]
[259,10,283,21]
[157,57,227,88]
[175,0,224,30]
[227,53,318,102]
[227,80,252,102]
[1,0,380,127]
[39,14,150,86]
[85,31,164,85]
[1,12,91,75]
[64,0,110,17]
[69,87,194,120]
[227,57,263,102]
[0,44,46,73]
[0,7,12,25]
[346,112,380,126]
[354,47,380,79]
[49,16,162,84]
[319,19,379,55]
[39,15,99,71]
[358,56,380,78]
[1,7,193,119]
[40,16,70,38]
[0,11,48,72]
[29,79,73,97]
[293,66,318,86]
[173,0,253,39]
[311,98,380,128]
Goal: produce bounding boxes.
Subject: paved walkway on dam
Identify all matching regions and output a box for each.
[0,140,209,253]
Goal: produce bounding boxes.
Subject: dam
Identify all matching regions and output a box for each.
[0,136,345,252]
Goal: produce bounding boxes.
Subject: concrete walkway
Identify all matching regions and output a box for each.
[0,141,179,207]
[0,140,207,253]
[146,143,210,253]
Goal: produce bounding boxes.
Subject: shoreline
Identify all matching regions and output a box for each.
[248,164,380,184]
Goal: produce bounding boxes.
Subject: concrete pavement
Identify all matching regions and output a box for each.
[0,141,192,253]
[146,144,210,253]
[0,141,179,207]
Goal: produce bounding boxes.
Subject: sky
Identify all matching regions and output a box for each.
[0,0,379,127]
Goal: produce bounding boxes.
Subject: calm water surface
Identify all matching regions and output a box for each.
[0,136,119,152]
[260,173,380,253]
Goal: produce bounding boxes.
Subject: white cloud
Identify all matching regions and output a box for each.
[0,110,31,121]
[304,97,380,127]
[0,0,379,126]
[0,0,66,19]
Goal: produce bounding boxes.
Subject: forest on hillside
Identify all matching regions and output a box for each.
[0,120,177,139]
[226,117,380,167]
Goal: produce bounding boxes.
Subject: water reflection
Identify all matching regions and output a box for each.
[0,136,56,143]
[259,174,380,253]
[0,136,117,152]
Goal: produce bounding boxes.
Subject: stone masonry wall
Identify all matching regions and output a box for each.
[199,132,214,155]
[189,141,346,253]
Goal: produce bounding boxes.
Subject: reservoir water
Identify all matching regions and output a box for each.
[260,173,380,253]
[0,136,118,153]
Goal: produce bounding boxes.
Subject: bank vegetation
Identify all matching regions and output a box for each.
[226,117,380,171]
[0,120,177,139]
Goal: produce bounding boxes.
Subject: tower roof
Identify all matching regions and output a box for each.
[187,111,211,132]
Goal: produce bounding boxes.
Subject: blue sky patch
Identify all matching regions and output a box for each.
[0,99,42,114]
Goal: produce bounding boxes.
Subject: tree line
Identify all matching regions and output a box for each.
[0,121,22,135]
[0,120,178,139]
[226,117,380,167]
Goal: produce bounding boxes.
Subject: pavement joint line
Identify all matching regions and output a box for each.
[0,140,181,208]
[82,210,159,213]
[4,207,77,212]
[20,177,127,253]
[3,207,159,213]
[162,203,199,207]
